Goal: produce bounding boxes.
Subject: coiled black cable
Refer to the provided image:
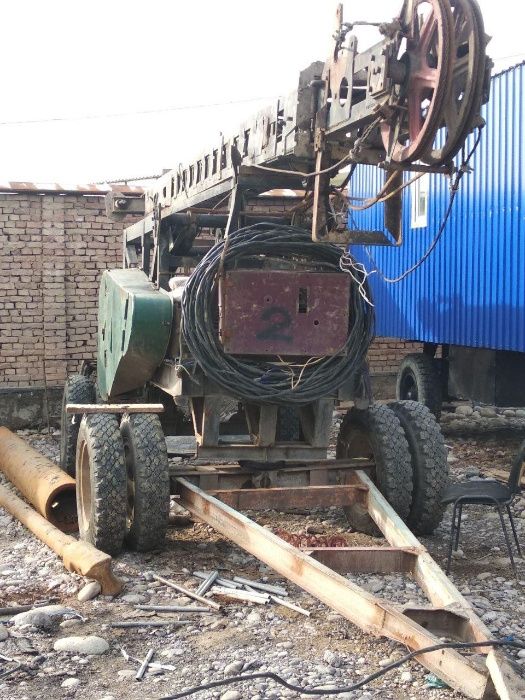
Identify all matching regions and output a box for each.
[181,223,374,406]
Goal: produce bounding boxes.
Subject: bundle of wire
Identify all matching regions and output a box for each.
[181,223,374,406]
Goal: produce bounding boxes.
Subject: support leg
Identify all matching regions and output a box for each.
[506,504,522,557]
[454,503,463,551]
[496,504,517,578]
[446,501,460,575]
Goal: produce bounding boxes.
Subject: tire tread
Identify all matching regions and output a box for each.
[389,400,449,535]
[396,353,442,419]
[121,414,170,551]
[60,375,95,476]
[76,414,127,555]
[336,404,413,533]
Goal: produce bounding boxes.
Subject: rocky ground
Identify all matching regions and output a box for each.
[1,406,525,700]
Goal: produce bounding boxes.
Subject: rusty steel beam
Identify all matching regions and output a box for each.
[209,485,368,511]
[66,403,164,414]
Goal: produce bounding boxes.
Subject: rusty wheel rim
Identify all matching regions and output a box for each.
[77,438,92,535]
[423,0,487,164]
[381,0,454,163]
[122,435,135,531]
[338,427,377,483]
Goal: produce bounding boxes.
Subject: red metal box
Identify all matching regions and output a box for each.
[219,269,350,356]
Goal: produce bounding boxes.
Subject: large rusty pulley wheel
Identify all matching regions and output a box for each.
[381,0,455,163]
[422,0,488,165]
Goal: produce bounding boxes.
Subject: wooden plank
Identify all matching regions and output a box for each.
[177,478,488,699]
[208,485,368,511]
[306,546,419,574]
[486,650,525,700]
[66,403,164,414]
[401,607,476,642]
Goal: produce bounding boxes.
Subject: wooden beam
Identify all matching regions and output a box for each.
[176,478,488,699]
[358,470,523,698]
[306,546,419,574]
[66,403,164,414]
[209,485,368,510]
[358,471,491,633]
[401,607,477,643]
[486,650,525,700]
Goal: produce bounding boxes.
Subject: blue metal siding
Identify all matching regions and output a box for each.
[350,63,525,352]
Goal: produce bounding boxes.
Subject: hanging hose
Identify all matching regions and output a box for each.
[181,223,374,406]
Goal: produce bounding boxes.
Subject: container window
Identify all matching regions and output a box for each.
[411,173,429,229]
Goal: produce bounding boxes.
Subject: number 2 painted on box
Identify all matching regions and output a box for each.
[256,306,293,343]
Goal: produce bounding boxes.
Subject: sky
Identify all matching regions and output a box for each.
[0,0,522,183]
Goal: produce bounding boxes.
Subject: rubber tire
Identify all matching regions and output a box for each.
[76,414,127,556]
[276,406,300,441]
[120,414,170,551]
[389,401,449,535]
[396,353,442,420]
[336,405,413,535]
[60,375,95,477]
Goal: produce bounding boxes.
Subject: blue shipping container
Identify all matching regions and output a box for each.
[350,62,525,353]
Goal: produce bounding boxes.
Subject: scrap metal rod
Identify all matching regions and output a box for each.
[152,574,222,611]
[195,571,218,596]
[136,605,212,613]
[136,648,154,681]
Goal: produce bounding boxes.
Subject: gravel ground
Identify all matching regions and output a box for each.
[1,408,525,700]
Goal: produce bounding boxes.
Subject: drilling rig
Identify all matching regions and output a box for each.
[61,0,490,556]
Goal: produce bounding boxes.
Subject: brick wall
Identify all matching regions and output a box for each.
[367,338,423,375]
[0,192,416,393]
[0,193,132,388]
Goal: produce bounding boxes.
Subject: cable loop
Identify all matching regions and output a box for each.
[181,223,374,405]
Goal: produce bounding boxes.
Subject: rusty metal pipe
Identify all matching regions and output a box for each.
[0,427,77,532]
[0,482,122,595]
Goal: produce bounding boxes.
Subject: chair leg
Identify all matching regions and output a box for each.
[454,504,463,551]
[446,501,460,575]
[496,504,518,578]
[506,505,522,557]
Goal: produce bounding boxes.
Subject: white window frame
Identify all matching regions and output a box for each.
[411,172,429,229]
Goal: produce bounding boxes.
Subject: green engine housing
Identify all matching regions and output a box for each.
[97,268,173,400]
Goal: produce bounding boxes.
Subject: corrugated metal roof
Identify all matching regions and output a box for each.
[350,62,525,353]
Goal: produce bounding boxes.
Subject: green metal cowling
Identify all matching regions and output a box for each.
[97,269,173,400]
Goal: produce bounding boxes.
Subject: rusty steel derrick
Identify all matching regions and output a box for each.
[110,0,491,281]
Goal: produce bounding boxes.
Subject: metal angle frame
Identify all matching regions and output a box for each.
[175,472,525,699]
